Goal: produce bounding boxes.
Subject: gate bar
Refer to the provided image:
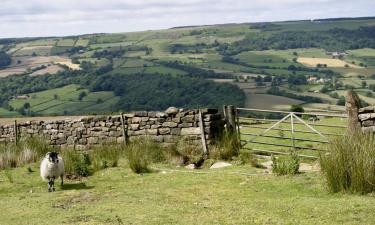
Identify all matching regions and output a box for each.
[237,108,347,118]
[239,117,347,128]
[242,140,325,151]
[240,125,345,136]
[239,132,329,144]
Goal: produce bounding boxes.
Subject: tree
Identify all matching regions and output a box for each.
[78,91,87,101]
[290,104,304,117]
[362,81,367,88]
[23,102,31,109]
[0,51,11,68]
[337,96,346,106]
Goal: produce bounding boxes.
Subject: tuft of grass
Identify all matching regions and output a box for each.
[176,138,203,165]
[272,152,300,176]
[4,169,13,183]
[90,143,124,171]
[320,131,375,194]
[238,149,259,167]
[0,136,56,170]
[126,138,153,174]
[209,131,240,161]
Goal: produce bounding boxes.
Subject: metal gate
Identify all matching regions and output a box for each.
[235,108,348,158]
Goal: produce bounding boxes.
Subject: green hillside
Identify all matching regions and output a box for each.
[1,17,375,116]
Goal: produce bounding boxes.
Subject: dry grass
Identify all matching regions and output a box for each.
[297,57,361,68]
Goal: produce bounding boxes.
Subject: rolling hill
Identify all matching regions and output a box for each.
[0,17,375,116]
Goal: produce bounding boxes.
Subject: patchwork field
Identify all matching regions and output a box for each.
[297,57,361,68]
[0,56,79,77]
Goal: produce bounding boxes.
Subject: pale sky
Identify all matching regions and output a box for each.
[0,0,374,38]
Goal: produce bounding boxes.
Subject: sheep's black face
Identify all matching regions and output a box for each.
[47,152,59,163]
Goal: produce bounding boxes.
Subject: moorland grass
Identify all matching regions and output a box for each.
[320,131,375,194]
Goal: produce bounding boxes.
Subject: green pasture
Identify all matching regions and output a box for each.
[275,19,375,31]
[8,85,120,115]
[0,107,20,117]
[144,66,187,76]
[1,158,375,225]
[56,39,76,47]
[75,39,90,47]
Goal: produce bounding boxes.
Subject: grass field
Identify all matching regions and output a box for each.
[244,93,303,110]
[1,160,375,225]
[0,107,20,117]
[56,39,76,47]
[9,84,119,115]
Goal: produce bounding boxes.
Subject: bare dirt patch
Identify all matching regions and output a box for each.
[297,57,361,68]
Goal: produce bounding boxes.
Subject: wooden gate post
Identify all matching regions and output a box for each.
[225,105,236,133]
[14,120,18,145]
[120,113,128,145]
[198,109,208,158]
[346,90,361,133]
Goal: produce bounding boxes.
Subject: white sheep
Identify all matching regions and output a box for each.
[40,152,64,192]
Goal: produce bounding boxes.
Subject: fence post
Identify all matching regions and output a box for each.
[120,112,127,145]
[14,120,18,145]
[346,90,361,133]
[198,109,208,158]
[235,108,241,145]
[225,105,236,133]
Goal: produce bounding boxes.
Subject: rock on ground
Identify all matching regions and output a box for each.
[210,162,232,169]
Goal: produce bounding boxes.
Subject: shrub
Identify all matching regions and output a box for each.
[272,153,300,175]
[61,149,92,177]
[238,149,258,167]
[320,132,375,194]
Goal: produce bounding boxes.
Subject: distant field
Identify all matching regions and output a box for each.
[56,39,76,47]
[244,93,303,110]
[13,46,52,56]
[30,65,64,76]
[75,39,89,47]
[90,41,133,49]
[0,56,78,77]
[9,84,119,115]
[297,57,361,68]
[0,107,20,118]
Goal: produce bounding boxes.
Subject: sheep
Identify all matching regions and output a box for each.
[40,152,64,192]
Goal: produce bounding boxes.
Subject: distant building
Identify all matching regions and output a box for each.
[307,76,331,84]
[13,95,30,100]
[307,76,318,83]
[328,51,348,58]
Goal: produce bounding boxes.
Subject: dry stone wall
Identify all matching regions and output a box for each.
[0,108,224,149]
[358,106,375,132]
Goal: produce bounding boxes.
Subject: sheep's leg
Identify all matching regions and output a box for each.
[52,179,55,192]
[60,175,64,186]
[48,178,53,192]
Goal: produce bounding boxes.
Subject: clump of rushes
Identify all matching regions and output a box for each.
[320,131,375,194]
